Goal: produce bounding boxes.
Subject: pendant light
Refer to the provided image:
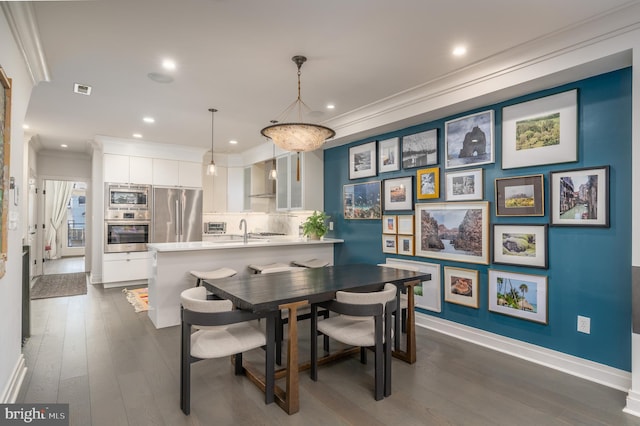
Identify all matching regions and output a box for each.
[206,108,218,176]
[260,55,335,152]
[268,120,278,180]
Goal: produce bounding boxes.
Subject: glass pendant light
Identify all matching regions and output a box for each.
[206,108,218,176]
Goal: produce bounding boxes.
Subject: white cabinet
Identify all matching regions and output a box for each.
[102,251,150,284]
[104,154,153,184]
[153,159,202,187]
[276,151,323,211]
[243,166,251,211]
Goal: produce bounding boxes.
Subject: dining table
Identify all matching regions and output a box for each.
[202,263,431,415]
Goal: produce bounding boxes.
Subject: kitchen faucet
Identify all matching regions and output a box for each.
[239,219,248,244]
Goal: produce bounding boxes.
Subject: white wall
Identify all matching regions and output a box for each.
[0,12,36,402]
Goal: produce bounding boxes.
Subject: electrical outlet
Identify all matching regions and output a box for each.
[577,315,591,334]
[329,221,334,231]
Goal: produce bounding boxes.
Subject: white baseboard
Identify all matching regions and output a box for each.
[416,313,631,392]
[103,279,147,289]
[1,354,27,403]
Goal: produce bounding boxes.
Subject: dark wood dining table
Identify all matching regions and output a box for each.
[202,263,431,415]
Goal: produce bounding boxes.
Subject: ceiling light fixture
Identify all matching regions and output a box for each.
[143,116,155,123]
[133,133,142,138]
[452,45,467,56]
[162,59,176,70]
[60,144,68,148]
[229,140,238,145]
[260,55,335,152]
[206,108,218,176]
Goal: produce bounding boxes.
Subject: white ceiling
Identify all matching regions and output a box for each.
[22,0,637,156]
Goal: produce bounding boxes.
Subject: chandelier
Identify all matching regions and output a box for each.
[261,55,335,152]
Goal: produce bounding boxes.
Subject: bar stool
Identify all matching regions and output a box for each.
[292,258,329,268]
[189,267,237,287]
[247,262,290,274]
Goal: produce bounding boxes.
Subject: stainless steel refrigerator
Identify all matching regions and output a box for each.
[152,187,203,243]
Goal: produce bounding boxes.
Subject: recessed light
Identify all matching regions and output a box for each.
[60,144,68,148]
[162,59,176,70]
[452,45,467,57]
[326,104,335,110]
[73,83,92,95]
[22,124,29,130]
[133,133,143,138]
[229,140,238,145]
[143,117,155,123]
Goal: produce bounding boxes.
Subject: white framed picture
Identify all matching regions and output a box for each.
[378,137,400,173]
[397,215,414,235]
[382,234,397,254]
[445,168,483,201]
[445,110,494,169]
[397,235,414,256]
[349,141,377,179]
[384,258,442,313]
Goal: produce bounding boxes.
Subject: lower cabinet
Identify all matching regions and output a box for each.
[103,251,150,284]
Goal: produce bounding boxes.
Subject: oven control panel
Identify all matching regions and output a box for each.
[105,210,150,220]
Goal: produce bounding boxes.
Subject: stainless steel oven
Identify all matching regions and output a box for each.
[106,183,151,211]
[104,221,151,253]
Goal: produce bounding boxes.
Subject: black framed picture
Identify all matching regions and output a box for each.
[401,129,438,169]
[495,174,544,217]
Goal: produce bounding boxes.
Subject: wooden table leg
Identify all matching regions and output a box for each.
[278,300,307,414]
[393,279,418,364]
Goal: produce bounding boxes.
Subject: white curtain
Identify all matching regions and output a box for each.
[45,181,74,259]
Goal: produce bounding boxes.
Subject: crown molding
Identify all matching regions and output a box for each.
[1,2,50,85]
[323,2,640,148]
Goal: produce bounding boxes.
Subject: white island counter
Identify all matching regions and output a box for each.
[146,237,343,328]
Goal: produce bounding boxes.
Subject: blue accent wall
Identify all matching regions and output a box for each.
[324,68,632,371]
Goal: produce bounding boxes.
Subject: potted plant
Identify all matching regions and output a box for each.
[301,211,329,240]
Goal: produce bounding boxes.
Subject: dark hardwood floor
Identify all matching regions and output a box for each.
[17,282,640,426]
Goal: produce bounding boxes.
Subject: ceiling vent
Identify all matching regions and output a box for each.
[73,83,92,96]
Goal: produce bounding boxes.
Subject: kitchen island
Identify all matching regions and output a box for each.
[146,237,344,328]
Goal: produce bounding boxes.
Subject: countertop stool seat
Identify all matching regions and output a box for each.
[189,267,237,287]
[292,258,329,268]
[247,262,290,274]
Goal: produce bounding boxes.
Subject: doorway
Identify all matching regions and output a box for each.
[41,180,87,276]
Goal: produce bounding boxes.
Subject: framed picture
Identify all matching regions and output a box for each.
[445,168,483,201]
[343,181,382,219]
[397,235,414,256]
[488,269,548,324]
[502,89,578,169]
[0,66,11,278]
[382,215,397,234]
[550,166,609,227]
[383,176,414,211]
[383,258,441,313]
[349,141,377,179]
[444,267,479,308]
[397,215,414,235]
[495,174,544,217]
[493,224,548,269]
[401,129,438,169]
[378,137,400,173]
[382,234,397,254]
[416,167,439,200]
[445,110,494,169]
[415,201,490,264]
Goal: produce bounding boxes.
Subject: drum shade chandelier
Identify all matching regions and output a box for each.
[206,108,218,176]
[260,55,335,152]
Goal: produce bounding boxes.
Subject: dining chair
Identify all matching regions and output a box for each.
[180,286,266,415]
[292,258,330,268]
[310,283,397,401]
[261,266,329,365]
[189,267,237,287]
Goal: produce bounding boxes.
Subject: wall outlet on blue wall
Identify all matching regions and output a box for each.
[577,316,591,334]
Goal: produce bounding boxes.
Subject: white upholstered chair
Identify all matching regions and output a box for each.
[310,283,398,400]
[180,286,266,415]
[188,267,237,287]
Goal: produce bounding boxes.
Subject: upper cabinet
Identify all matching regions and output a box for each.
[276,151,323,211]
[104,154,152,184]
[152,159,202,187]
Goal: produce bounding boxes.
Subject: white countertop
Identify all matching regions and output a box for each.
[147,237,343,252]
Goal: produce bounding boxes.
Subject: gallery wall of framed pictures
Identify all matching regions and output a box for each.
[328,68,631,363]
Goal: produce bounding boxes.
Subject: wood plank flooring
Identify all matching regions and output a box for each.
[17,281,640,426]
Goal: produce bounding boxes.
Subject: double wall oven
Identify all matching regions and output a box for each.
[104,183,151,253]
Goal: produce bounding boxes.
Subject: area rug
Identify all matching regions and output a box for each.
[123,287,149,312]
[30,272,87,300]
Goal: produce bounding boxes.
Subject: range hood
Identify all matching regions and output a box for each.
[249,160,276,198]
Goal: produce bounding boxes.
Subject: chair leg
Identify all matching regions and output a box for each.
[180,319,191,415]
[374,317,384,401]
[360,347,367,364]
[310,305,318,381]
[195,278,201,287]
[234,353,244,375]
[275,317,283,366]
[401,308,407,333]
[321,309,330,352]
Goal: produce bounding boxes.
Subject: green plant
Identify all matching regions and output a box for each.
[301,211,329,239]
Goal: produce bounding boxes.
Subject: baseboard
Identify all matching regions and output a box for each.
[416,313,631,392]
[103,279,147,289]
[1,354,27,403]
